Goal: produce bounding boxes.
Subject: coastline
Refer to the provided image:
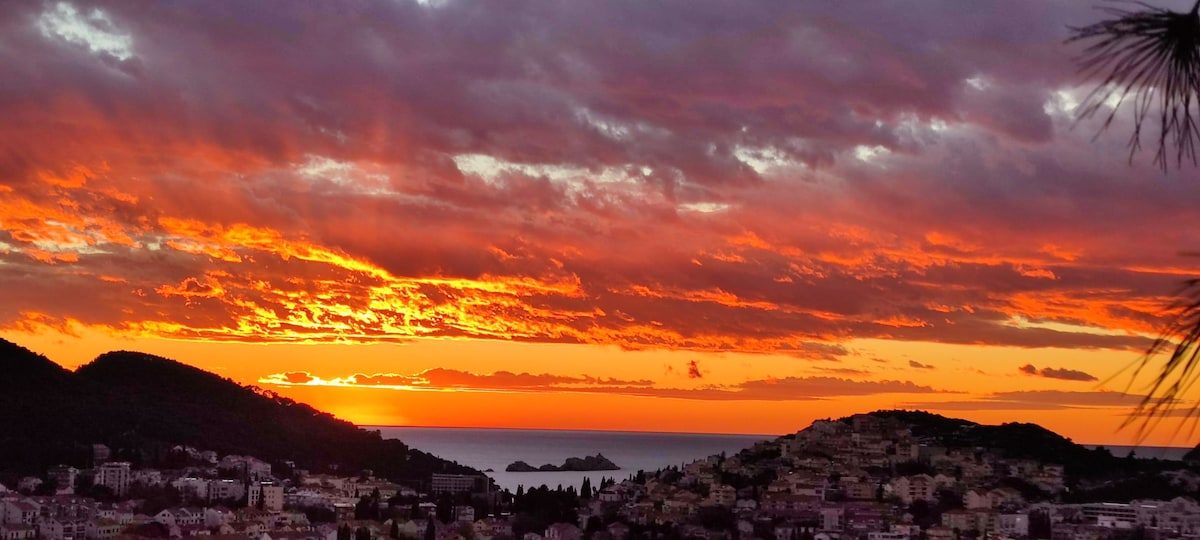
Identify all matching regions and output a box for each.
[361,424,776,438]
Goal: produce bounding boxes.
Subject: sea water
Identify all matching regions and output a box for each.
[376,427,768,493]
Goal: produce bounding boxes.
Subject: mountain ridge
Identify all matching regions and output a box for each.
[823,409,1185,482]
[0,338,482,486]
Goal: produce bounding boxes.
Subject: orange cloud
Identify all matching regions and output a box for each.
[2,0,1199,364]
[261,368,655,392]
[904,390,1154,412]
[260,369,948,401]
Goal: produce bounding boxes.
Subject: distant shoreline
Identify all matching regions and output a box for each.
[366,425,1197,456]
[363,425,776,438]
[1085,444,1192,461]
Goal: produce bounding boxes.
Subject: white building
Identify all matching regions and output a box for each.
[38,518,87,540]
[0,524,37,540]
[2,501,39,525]
[86,519,122,540]
[889,475,936,505]
[1082,503,1137,528]
[431,474,480,494]
[821,507,844,531]
[208,479,246,502]
[95,462,131,498]
[249,482,284,512]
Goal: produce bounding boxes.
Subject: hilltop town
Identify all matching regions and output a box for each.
[4,411,1200,540]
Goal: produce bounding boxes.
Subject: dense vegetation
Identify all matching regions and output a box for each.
[854,410,1189,481]
[0,339,479,486]
[838,410,1200,502]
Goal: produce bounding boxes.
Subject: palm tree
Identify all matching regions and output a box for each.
[1068,0,1200,436]
[1069,0,1200,171]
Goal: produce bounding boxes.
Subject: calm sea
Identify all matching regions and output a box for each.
[1089,445,1192,461]
[375,427,769,493]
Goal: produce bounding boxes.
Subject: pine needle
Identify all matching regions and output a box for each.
[1067,0,1200,171]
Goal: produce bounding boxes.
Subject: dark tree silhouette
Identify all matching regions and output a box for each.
[1069,1,1200,436]
[1069,1,1200,171]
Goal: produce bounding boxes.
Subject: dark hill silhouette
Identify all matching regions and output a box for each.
[0,339,92,469]
[0,339,72,385]
[0,339,480,486]
[843,410,1146,480]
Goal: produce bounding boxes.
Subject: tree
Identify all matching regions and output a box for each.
[435,492,454,524]
[1069,0,1200,435]
[1030,510,1052,540]
[585,516,604,534]
[303,506,337,524]
[356,496,375,520]
[1069,1,1200,171]
[697,506,735,532]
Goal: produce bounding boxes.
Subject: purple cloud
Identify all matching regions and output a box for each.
[1019,364,1098,382]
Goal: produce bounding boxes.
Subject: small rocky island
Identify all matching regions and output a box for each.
[505,453,620,472]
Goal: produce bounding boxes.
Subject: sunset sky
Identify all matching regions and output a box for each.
[4,0,1200,445]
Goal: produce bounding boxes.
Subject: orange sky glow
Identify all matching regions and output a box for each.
[4,0,1200,448]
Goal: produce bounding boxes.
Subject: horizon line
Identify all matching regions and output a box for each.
[361,424,1196,450]
[359,424,780,438]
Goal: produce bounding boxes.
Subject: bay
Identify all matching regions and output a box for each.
[376,427,769,493]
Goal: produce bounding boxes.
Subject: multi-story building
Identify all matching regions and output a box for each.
[248,482,283,512]
[431,474,480,494]
[1081,503,1138,528]
[2,501,40,525]
[890,474,936,504]
[94,463,131,498]
[0,523,37,540]
[820,507,844,531]
[37,518,87,540]
[207,479,245,503]
[85,519,122,540]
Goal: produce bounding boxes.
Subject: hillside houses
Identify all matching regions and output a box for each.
[3,412,1200,540]
[583,413,1200,540]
